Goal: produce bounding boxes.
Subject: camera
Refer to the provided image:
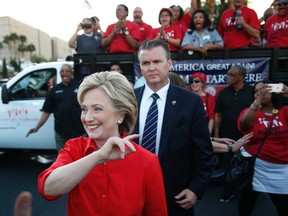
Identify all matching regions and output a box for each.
[82,23,92,29]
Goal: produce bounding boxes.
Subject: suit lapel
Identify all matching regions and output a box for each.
[134,86,145,143]
[158,85,180,158]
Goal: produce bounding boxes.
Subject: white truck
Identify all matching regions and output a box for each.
[0,61,73,151]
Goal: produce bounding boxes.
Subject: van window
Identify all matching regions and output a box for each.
[10,69,56,99]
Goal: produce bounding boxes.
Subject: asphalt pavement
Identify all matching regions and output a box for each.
[0,151,278,216]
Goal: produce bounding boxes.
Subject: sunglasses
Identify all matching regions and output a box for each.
[191,80,201,84]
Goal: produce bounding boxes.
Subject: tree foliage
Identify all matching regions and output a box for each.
[0,32,37,71]
[2,58,8,78]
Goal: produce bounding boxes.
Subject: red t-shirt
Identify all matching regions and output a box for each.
[104,20,140,53]
[238,107,288,164]
[264,13,288,47]
[149,25,183,51]
[201,93,215,120]
[217,6,260,48]
[38,137,168,216]
[172,12,191,35]
[135,21,153,44]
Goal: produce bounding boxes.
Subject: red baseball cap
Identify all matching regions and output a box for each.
[191,72,207,83]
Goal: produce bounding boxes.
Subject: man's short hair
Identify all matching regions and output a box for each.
[138,39,171,60]
[229,65,247,77]
[118,4,129,15]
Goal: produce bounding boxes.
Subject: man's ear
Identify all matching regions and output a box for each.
[168,59,173,70]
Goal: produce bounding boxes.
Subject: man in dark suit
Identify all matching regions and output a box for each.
[134,39,214,216]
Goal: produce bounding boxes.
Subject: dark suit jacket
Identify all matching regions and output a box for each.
[134,84,214,216]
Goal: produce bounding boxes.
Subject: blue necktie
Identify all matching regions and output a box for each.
[141,93,159,153]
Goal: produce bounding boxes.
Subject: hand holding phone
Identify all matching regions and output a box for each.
[267,83,284,93]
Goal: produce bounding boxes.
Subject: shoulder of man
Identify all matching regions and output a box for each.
[170,84,199,99]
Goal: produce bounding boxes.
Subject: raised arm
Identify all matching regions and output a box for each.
[68,23,82,49]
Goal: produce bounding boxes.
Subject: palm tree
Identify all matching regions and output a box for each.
[3,35,13,59]
[9,33,19,59]
[19,35,27,45]
[2,58,8,78]
[26,44,36,58]
[3,33,20,59]
[0,42,3,57]
[18,44,26,58]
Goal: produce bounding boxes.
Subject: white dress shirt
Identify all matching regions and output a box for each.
[139,81,169,155]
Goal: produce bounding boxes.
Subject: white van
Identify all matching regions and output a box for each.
[0,61,73,150]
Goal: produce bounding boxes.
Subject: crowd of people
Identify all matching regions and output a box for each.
[68,0,287,57]
[14,0,288,216]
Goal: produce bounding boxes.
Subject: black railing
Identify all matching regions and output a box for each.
[73,47,288,84]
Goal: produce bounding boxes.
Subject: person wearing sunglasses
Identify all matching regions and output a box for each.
[189,72,215,134]
[264,0,288,47]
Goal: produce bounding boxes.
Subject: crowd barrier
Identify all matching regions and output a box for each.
[73,47,288,103]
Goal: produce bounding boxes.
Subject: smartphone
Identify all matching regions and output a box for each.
[267,83,284,93]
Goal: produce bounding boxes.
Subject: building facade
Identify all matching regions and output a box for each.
[0,16,74,61]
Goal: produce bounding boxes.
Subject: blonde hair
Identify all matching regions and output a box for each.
[77,71,137,134]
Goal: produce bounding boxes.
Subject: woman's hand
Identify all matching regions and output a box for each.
[213,137,235,144]
[197,47,208,56]
[203,43,212,51]
[254,84,271,105]
[98,134,139,162]
[232,132,253,152]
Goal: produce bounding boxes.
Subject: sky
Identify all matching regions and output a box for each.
[0,0,272,42]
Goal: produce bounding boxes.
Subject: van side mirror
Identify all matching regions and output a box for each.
[1,84,10,104]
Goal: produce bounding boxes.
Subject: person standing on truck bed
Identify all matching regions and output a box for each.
[26,64,85,153]
[102,4,140,53]
[68,17,104,81]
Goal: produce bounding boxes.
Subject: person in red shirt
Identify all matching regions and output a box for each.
[170,0,198,35]
[38,72,168,216]
[264,0,288,47]
[189,72,215,134]
[149,8,183,51]
[237,80,288,216]
[133,6,153,47]
[102,4,140,53]
[217,0,260,48]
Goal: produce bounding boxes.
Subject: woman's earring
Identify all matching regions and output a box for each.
[117,120,122,125]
